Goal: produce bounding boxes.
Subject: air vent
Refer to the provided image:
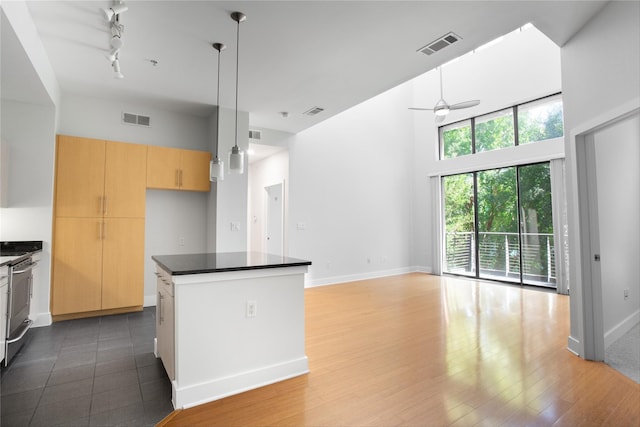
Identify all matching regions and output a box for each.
[303,107,324,116]
[122,112,151,127]
[249,130,262,140]
[418,32,461,56]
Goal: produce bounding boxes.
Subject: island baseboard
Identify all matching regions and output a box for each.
[174,356,310,409]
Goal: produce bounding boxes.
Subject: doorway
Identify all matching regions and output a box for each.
[265,182,284,256]
[578,111,640,361]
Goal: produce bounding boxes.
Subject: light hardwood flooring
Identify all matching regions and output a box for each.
[161,273,640,427]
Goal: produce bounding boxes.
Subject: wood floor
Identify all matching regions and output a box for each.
[161,273,640,427]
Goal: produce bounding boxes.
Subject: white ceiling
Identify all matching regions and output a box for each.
[7,1,607,134]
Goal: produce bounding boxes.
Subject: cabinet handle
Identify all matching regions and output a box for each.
[179,170,183,187]
[98,221,102,240]
[158,291,164,324]
[103,222,107,240]
[103,196,108,215]
[175,169,180,187]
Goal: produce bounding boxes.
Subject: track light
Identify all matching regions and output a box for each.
[112,59,124,79]
[101,3,128,22]
[107,47,120,62]
[110,35,123,49]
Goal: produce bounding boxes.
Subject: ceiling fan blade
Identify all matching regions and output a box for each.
[435,114,446,123]
[449,100,480,110]
[408,107,435,111]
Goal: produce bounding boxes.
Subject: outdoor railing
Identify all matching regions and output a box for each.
[445,231,556,286]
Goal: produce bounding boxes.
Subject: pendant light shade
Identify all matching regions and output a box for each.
[228,145,245,173]
[228,11,246,175]
[210,42,226,182]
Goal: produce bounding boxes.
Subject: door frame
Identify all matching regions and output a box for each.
[568,98,639,360]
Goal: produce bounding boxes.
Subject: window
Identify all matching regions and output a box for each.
[443,162,556,288]
[441,120,472,159]
[517,94,564,144]
[439,94,563,160]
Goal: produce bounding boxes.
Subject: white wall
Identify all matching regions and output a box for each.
[288,83,415,286]
[58,94,212,306]
[561,0,640,357]
[0,100,56,326]
[248,150,290,254]
[212,107,249,253]
[592,114,640,346]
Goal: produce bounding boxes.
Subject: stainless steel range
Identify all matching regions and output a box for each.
[1,240,42,367]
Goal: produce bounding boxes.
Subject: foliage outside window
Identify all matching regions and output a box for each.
[439,94,564,160]
[475,109,515,153]
[441,121,472,159]
[517,95,564,144]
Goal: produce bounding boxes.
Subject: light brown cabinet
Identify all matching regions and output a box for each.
[52,135,147,318]
[147,146,211,192]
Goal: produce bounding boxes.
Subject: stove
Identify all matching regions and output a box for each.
[0,241,42,367]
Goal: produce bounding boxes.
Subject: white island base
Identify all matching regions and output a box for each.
[152,255,310,410]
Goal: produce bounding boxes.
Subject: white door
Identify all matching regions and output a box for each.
[265,183,283,256]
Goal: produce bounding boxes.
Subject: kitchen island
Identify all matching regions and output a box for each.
[152,251,311,409]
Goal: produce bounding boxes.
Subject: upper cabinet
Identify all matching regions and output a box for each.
[55,136,147,218]
[147,146,211,192]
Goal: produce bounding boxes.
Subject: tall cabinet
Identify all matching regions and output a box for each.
[52,135,147,317]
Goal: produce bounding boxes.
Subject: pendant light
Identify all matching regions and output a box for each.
[210,42,226,182]
[228,11,246,175]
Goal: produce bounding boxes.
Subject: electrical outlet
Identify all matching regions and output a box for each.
[246,300,257,318]
[178,236,185,246]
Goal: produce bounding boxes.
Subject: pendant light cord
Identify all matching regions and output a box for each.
[234,16,240,150]
[215,47,221,159]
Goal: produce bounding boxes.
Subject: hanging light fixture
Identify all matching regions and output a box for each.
[210,42,226,182]
[228,11,247,175]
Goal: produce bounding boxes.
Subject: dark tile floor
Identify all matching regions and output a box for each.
[0,307,173,426]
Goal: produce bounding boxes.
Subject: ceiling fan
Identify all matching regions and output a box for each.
[409,67,480,123]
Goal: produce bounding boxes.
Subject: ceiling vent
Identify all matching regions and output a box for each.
[418,32,461,56]
[303,107,325,116]
[249,130,262,140]
[122,112,151,127]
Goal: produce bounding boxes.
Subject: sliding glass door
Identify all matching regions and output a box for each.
[443,162,556,288]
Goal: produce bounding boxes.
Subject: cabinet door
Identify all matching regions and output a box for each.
[180,149,211,192]
[55,136,105,217]
[147,146,181,190]
[157,286,175,380]
[52,217,103,315]
[104,141,147,218]
[101,218,145,310]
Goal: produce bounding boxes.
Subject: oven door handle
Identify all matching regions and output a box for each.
[7,319,33,344]
[12,261,39,274]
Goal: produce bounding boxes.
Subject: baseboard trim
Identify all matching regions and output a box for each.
[174,357,309,409]
[304,267,422,288]
[567,335,581,356]
[30,311,52,328]
[604,310,640,348]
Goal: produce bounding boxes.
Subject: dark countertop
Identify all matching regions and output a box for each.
[152,251,312,276]
[0,241,43,267]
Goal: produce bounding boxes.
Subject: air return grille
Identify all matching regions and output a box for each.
[303,107,324,116]
[122,112,151,127]
[249,130,262,140]
[418,32,461,56]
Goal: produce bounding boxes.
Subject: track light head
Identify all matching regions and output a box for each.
[112,59,124,79]
[101,3,128,21]
[106,47,120,62]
